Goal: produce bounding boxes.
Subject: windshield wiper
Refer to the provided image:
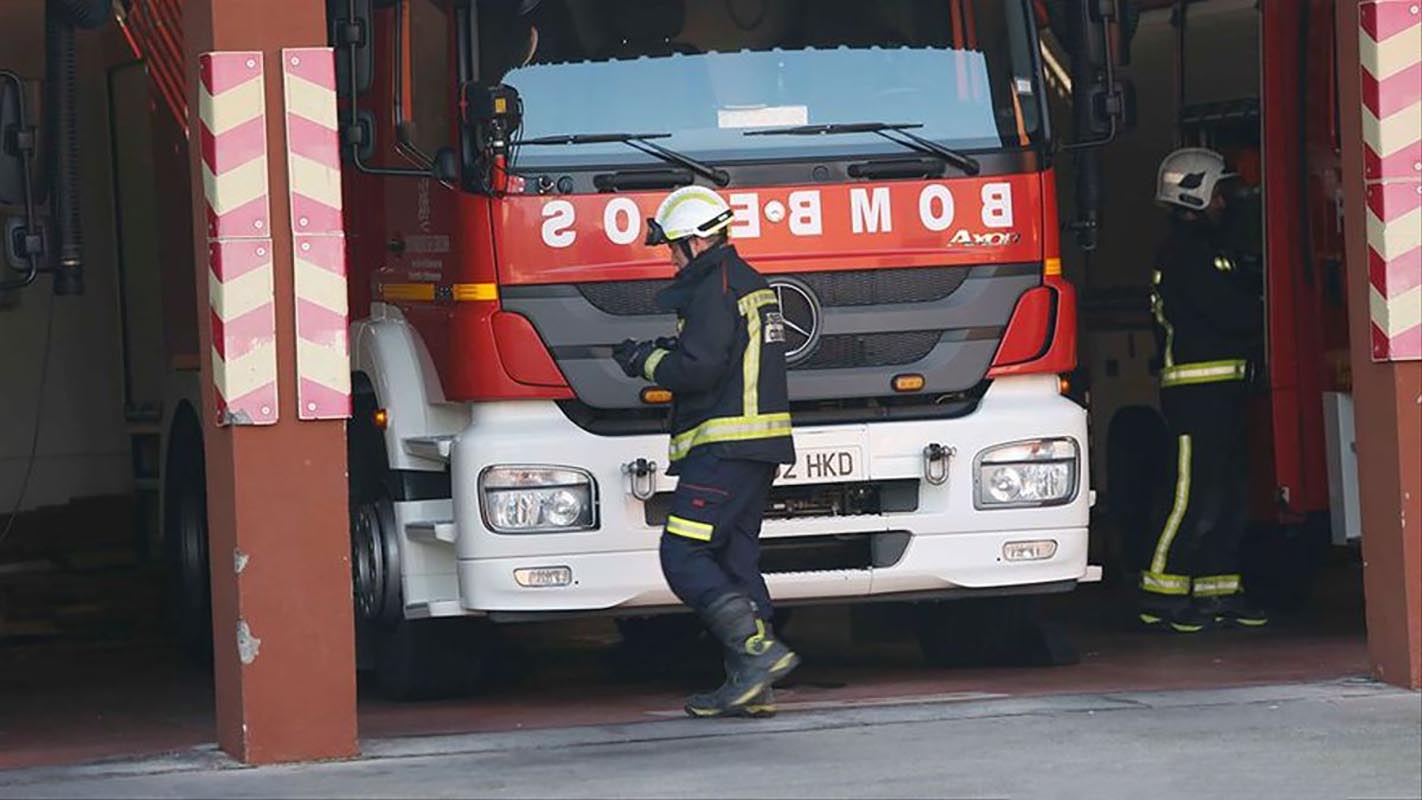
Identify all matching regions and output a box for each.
[517,132,730,186]
[745,122,981,176]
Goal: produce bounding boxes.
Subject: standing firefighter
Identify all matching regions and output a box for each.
[613,186,801,717]
[1140,148,1269,633]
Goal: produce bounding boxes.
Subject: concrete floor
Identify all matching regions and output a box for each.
[0,568,1374,771]
[2,681,1418,799]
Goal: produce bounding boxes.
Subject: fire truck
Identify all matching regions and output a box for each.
[334,0,1133,697]
[4,0,1132,698]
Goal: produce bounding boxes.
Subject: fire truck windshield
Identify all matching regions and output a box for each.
[478,0,1044,172]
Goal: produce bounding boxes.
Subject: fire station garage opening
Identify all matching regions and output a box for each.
[0,0,1385,769]
[1061,0,1366,624]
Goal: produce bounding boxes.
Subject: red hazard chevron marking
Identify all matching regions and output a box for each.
[283,47,351,421]
[208,238,278,425]
[1360,2,1422,362]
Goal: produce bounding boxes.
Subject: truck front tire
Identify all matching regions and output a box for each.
[350,382,489,700]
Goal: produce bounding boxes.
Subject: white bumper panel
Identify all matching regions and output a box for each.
[456,527,1088,612]
[430,374,1090,615]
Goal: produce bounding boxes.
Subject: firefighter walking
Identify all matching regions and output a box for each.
[613,186,800,717]
[1140,148,1270,633]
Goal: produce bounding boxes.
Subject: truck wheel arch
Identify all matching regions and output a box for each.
[350,311,468,474]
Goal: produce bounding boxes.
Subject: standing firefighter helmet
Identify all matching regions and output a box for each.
[1155,148,1236,211]
[645,186,735,247]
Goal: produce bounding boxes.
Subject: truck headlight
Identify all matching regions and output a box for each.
[974,438,1079,509]
[480,466,598,533]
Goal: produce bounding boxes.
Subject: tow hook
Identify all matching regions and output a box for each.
[923,443,954,486]
[623,458,659,501]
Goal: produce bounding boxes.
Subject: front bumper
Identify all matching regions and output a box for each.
[416,374,1090,616]
[456,526,1090,614]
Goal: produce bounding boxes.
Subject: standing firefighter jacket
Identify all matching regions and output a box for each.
[642,244,796,474]
[1150,218,1262,387]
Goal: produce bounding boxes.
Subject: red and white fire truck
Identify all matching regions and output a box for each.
[328,0,1131,696]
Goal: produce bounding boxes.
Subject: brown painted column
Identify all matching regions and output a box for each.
[1337,0,1422,690]
[183,0,358,761]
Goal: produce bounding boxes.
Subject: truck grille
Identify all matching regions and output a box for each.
[798,331,943,370]
[643,479,919,526]
[577,266,971,316]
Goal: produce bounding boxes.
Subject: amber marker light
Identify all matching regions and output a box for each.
[892,374,926,392]
[373,408,390,429]
[641,388,673,404]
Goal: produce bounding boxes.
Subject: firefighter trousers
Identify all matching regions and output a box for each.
[659,452,778,618]
[1140,379,1251,608]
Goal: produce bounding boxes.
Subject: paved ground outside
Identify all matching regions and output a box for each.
[2,681,1417,799]
[0,568,1374,769]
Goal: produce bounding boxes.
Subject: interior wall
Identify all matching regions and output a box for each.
[0,5,133,513]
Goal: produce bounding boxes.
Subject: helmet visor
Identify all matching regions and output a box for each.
[644,218,670,246]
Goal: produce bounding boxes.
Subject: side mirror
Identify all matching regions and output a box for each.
[1113,77,1137,134]
[1,74,29,205]
[1063,0,1129,150]
[328,0,373,96]
[1,70,43,290]
[432,147,459,183]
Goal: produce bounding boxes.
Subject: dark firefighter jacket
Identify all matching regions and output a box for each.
[642,244,796,474]
[1151,217,1263,389]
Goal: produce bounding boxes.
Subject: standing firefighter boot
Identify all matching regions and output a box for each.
[684,594,799,717]
[1198,594,1270,627]
[685,651,778,718]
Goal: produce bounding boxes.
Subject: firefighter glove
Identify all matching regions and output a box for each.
[613,338,657,379]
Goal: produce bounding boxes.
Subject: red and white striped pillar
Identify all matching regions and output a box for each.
[1360,0,1421,361]
[185,0,358,765]
[200,51,278,424]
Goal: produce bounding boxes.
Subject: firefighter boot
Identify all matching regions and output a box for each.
[1138,595,1215,633]
[685,651,777,719]
[685,594,799,717]
[1199,594,1270,628]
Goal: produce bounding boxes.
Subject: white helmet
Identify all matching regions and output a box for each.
[645,186,735,246]
[1155,148,1236,211]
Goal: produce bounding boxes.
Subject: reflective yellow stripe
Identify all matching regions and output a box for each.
[1150,434,1193,576]
[739,291,776,417]
[666,515,713,542]
[643,348,669,382]
[1161,359,1248,387]
[379,282,498,303]
[380,283,436,302]
[668,413,793,462]
[737,289,777,313]
[1150,277,1176,369]
[453,282,499,301]
[1140,570,1192,596]
[1193,574,1242,597]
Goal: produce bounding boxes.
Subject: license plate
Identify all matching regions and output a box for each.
[776,446,864,485]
